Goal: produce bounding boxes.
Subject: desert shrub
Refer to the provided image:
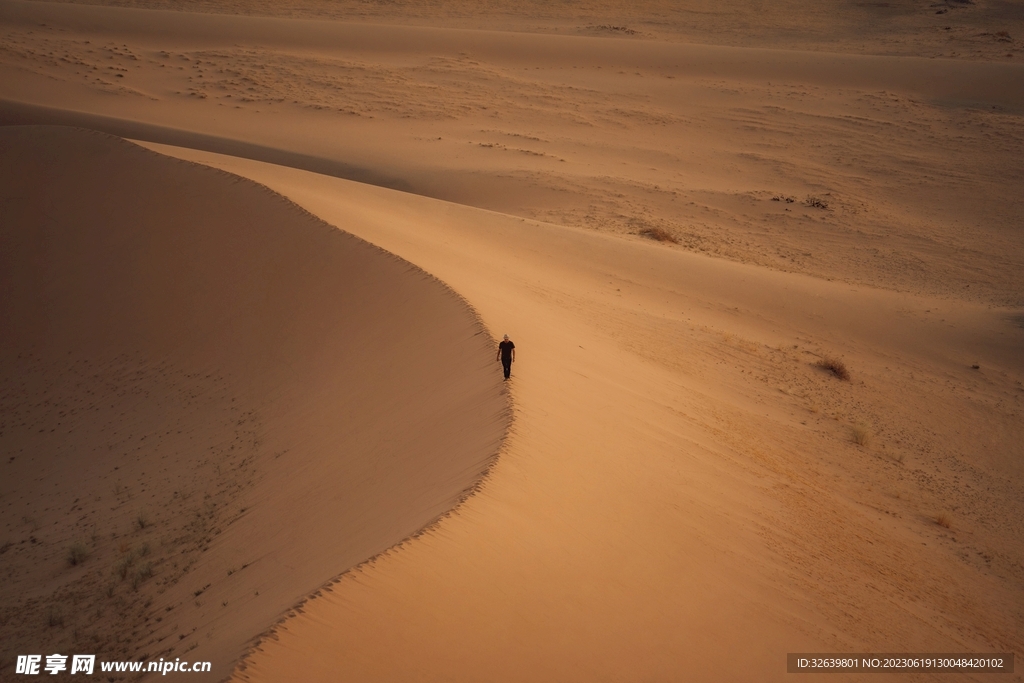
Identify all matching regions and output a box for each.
[638,226,679,243]
[116,553,136,580]
[590,24,638,35]
[805,196,830,209]
[132,563,153,590]
[851,424,871,446]
[935,513,953,529]
[67,542,89,567]
[817,356,850,380]
[47,608,64,628]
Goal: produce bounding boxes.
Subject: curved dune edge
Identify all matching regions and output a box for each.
[143,145,1024,683]
[0,125,509,680]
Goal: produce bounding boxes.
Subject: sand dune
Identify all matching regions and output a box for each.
[2,1,1023,681]
[0,125,507,679]
[148,143,1024,682]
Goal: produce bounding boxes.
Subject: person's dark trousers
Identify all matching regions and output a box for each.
[502,359,512,379]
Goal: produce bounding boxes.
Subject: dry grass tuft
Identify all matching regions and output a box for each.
[935,513,953,529]
[637,226,679,244]
[136,512,150,530]
[67,542,89,567]
[132,562,153,590]
[805,195,830,209]
[116,553,136,581]
[817,356,850,380]
[851,423,871,446]
[589,24,638,35]
[47,607,64,628]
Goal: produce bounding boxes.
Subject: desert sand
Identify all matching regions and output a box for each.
[1,0,1023,681]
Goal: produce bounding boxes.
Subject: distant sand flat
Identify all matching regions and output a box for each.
[2,0,1022,305]
[0,125,507,677]
[13,0,1024,59]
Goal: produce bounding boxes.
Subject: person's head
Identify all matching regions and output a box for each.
[503,334,509,341]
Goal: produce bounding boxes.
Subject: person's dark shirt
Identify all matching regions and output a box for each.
[499,340,515,361]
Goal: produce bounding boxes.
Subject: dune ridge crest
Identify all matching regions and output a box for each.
[0,125,509,679]
[145,145,1023,683]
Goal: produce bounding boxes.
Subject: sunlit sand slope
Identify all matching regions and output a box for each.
[0,126,507,679]
[153,146,1024,683]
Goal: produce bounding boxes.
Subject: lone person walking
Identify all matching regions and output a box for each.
[497,334,515,380]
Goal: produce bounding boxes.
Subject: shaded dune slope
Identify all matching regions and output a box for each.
[0,125,508,679]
